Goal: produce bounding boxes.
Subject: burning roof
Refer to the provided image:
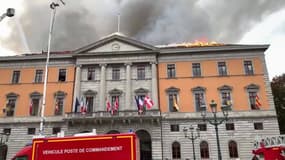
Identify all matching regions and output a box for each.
[156,41,225,48]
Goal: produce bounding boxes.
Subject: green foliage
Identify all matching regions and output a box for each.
[271,73,285,134]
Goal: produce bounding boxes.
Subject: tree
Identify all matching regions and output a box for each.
[271,73,285,134]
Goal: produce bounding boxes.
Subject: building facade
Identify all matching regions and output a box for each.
[0,33,279,159]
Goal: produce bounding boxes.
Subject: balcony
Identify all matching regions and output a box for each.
[64,109,161,125]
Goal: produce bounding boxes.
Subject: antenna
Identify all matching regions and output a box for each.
[117,13,120,33]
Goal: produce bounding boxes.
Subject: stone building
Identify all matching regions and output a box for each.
[0,32,279,159]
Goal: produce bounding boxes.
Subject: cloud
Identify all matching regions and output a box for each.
[1,0,285,52]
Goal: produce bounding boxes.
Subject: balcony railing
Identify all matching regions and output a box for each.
[64,109,161,120]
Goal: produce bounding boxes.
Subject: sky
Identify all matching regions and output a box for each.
[0,0,284,80]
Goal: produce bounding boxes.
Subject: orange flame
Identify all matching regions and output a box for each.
[177,41,224,47]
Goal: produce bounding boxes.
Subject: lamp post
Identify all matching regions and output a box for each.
[200,100,230,160]
[183,125,200,160]
[0,8,15,22]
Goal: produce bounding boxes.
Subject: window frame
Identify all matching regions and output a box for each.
[192,63,201,77]
[12,70,20,84]
[200,141,209,159]
[166,87,180,112]
[27,128,36,135]
[34,69,43,83]
[246,84,260,110]
[54,91,66,115]
[137,65,146,80]
[87,67,96,81]
[170,124,180,132]
[112,67,120,80]
[167,64,176,78]
[254,122,263,130]
[218,61,227,76]
[225,123,235,130]
[198,124,207,131]
[228,140,239,158]
[244,60,254,75]
[172,141,181,159]
[58,68,67,82]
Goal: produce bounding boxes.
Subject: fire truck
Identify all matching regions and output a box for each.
[12,132,139,160]
[252,135,285,160]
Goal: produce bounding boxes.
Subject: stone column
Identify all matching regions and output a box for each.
[73,65,81,112]
[151,62,158,109]
[99,64,107,111]
[125,63,132,110]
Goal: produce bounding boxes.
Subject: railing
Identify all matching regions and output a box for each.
[253,135,285,148]
[64,109,161,119]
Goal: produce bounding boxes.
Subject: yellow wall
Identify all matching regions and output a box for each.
[158,58,269,113]
[0,66,75,117]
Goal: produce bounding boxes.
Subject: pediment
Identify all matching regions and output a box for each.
[74,32,157,54]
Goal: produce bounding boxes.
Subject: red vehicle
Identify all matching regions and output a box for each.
[12,133,139,160]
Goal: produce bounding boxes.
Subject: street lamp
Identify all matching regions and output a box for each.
[0,8,15,22]
[200,100,230,160]
[183,125,200,160]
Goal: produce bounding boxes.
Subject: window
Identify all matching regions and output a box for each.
[111,96,119,106]
[226,123,235,130]
[218,62,227,76]
[168,93,179,112]
[192,63,201,77]
[218,85,233,110]
[254,122,263,130]
[249,92,260,110]
[34,69,43,83]
[27,128,36,135]
[172,142,181,159]
[87,67,95,80]
[167,64,176,78]
[170,124,179,132]
[112,67,120,80]
[244,60,254,75]
[58,69,66,82]
[30,98,40,116]
[246,84,260,110]
[12,70,20,84]
[198,124,207,131]
[52,127,61,134]
[54,91,66,115]
[85,96,94,113]
[166,87,180,112]
[200,141,209,159]
[3,128,11,135]
[137,65,145,80]
[5,93,18,117]
[228,140,239,158]
[54,97,64,115]
[195,93,205,111]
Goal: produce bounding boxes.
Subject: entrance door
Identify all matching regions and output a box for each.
[136,130,152,160]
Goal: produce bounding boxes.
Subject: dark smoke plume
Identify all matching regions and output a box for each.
[1,0,285,53]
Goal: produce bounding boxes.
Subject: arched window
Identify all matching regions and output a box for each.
[229,140,239,158]
[172,141,181,159]
[200,141,209,159]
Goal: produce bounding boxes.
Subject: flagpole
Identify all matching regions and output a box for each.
[39,2,61,136]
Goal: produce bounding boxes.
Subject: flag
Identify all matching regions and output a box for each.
[106,98,111,112]
[55,99,59,113]
[80,97,86,114]
[173,96,179,111]
[144,96,154,109]
[74,97,80,112]
[255,95,261,109]
[29,100,33,115]
[84,101,88,113]
[114,97,119,111]
[135,96,144,114]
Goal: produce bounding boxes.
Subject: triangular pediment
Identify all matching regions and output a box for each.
[74,32,157,54]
